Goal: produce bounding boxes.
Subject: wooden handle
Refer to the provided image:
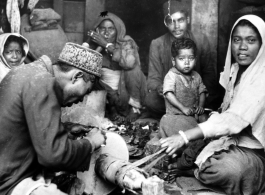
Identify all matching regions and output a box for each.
[131,148,166,167]
[95,46,103,53]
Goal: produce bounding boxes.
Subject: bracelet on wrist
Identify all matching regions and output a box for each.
[105,43,114,49]
[105,43,114,56]
[178,130,189,145]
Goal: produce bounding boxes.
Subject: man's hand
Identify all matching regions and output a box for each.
[63,122,90,140]
[156,85,163,97]
[181,107,195,116]
[85,128,107,151]
[159,134,185,156]
[123,169,147,190]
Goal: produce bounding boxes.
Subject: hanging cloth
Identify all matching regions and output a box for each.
[27,0,39,10]
[6,0,20,33]
[6,0,39,33]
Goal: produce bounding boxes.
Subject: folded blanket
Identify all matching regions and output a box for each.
[32,19,57,27]
[20,14,68,63]
[24,20,58,32]
[30,8,61,26]
[31,25,58,31]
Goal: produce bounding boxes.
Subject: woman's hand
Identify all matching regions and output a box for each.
[159,134,186,156]
[87,30,108,48]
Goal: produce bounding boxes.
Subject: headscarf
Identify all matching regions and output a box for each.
[0,33,29,82]
[93,12,136,50]
[219,15,265,149]
[93,13,144,107]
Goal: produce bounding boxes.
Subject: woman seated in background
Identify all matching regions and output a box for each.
[0,33,29,82]
[160,14,265,194]
[87,12,146,122]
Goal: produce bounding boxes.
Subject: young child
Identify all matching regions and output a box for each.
[159,38,209,177]
[159,37,207,138]
[0,33,29,82]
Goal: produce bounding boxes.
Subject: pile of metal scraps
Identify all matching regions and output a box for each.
[107,120,159,159]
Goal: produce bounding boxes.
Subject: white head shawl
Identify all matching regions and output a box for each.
[220,15,265,149]
[0,33,29,82]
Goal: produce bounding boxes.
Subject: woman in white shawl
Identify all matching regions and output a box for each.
[0,33,29,82]
[160,15,265,194]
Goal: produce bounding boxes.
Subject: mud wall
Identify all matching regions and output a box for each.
[191,0,218,75]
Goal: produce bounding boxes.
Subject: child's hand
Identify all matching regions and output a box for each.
[181,107,194,116]
[194,106,204,115]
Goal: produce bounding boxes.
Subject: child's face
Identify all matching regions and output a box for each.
[3,41,23,67]
[174,48,196,74]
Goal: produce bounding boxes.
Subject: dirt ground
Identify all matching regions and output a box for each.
[107,118,226,195]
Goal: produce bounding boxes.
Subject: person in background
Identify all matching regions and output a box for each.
[146,0,217,118]
[0,33,29,82]
[87,12,146,122]
[160,15,265,194]
[0,42,106,195]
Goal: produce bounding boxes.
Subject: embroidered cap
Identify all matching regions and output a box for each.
[58,42,102,77]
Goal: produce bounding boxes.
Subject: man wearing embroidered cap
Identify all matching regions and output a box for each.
[0,42,107,195]
[145,0,217,118]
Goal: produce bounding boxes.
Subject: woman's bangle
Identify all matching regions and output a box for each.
[105,43,114,49]
[178,130,189,145]
[105,43,114,55]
